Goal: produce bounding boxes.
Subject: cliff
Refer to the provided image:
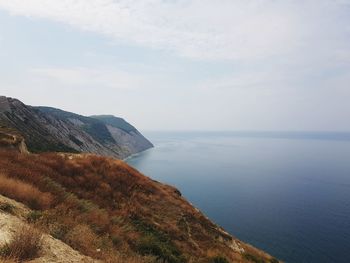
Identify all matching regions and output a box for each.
[0,96,279,263]
[0,96,153,158]
[0,148,279,263]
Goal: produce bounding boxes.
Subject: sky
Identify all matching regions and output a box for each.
[0,0,349,131]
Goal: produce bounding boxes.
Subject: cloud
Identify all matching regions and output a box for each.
[30,67,144,90]
[0,0,350,130]
[0,0,348,61]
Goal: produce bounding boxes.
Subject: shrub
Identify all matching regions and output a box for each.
[48,223,70,241]
[86,208,110,234]
[65,224,98,256]
[0,203,15,214]
[26,211,43,222]
[0,174,52,210]
[137,235,185,263]
[110,216,123,225]
[111,235,122,246]
[133,218,185,263]
[77,200,96,213]
[0,225,42,261]
[243,253,265,263]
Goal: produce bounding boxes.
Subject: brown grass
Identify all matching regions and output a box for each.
[0,258,17,263]
[65,224,98,257]
[0,174,52,210]
[0,150,278,263]
[1,225,42,261]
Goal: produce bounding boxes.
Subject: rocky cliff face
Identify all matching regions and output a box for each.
[0,96,152,158]
[91,115,153,157]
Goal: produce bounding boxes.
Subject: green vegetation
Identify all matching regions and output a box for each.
[137,235,185,263]
[27,210,43,222]
[0,202,15,214]
[111,235,122,246]
[243,253,279,263]
[243,252,269,263]
[133,218,185,263]
[27,140,79,154]
[49,223,70,241]
[1,114,78,154]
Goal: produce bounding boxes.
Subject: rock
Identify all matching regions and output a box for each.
[0,96,153,158]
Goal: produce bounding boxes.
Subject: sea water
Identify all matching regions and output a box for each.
[126,131,350,263]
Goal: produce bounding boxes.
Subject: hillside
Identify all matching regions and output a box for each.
[0,195,98,263]
[0,96,153,159]
[0,147,279,263]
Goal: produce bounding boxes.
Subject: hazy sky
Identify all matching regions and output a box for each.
[0,0,349,131]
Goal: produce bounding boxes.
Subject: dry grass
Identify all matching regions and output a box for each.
[0,151,206,262]
[0,225,42,261]
[65,224,98,257]
[0,174,52,210]
[0,150,277,263]
[0,258,17,263]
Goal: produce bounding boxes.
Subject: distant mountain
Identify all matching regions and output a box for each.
[0,96,153,158]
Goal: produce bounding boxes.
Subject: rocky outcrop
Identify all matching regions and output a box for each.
[92,115,153,157]
[0,129,29,154]
[0,96,153,158]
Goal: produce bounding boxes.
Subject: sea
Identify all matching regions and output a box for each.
[126,131,350,263]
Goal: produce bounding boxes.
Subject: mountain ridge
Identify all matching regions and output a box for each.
[0,96,153,158]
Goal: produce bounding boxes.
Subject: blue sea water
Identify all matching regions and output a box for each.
[126,131,350,263]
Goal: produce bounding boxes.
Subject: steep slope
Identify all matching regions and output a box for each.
[91,115,153,157]
[0,96,78,154]
[0,148,279,263]
[0,195,98,263]
[0,96,152,158]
